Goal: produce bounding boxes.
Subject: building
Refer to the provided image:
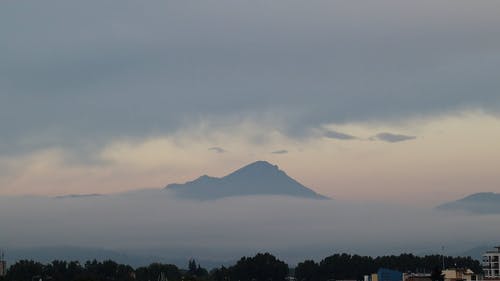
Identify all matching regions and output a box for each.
[404,273,432,281]
[377,268,404,281]
[443,268,480,281]
[483,247,500,278]
[366,269,404,281]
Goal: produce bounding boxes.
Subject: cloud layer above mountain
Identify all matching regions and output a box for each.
[2,0,500,153]
[1,1,500,202]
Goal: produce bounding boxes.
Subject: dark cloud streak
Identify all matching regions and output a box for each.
[209,147,226,154]
[374,133,417,143]
[324,130,358,140]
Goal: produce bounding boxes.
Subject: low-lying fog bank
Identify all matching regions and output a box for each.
[1,190,498,265]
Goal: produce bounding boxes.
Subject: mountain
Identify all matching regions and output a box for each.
[436,192,500,214]
[165,160,329,200]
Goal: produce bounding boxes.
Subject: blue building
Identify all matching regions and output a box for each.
[377,268,403,281]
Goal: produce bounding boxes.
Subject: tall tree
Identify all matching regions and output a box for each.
[230,253,288,281]
[135,263,181,281]
[5,260,44,281]
[295,260,319,281]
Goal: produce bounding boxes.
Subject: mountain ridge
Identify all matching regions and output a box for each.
[436,192,500,214]
[165,161,329,200]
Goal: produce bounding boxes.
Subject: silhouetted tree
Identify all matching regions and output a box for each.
[210,266,230,281]
[317,253,376,281]
[295,260,319,281]
[5,260,44,281]
[1,252,482,281]
[42,260,84,281]
[135,263,181,281]
[189,259,198,273]
[230,253,288,281]
[186,259,208,279]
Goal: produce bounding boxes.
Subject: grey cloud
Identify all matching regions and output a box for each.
[208,147,226,154]
[1,1,500,154]
[374,133,417,143]
[324,130,358,140]
[271,150,288,154]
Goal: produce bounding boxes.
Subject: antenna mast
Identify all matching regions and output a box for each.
[441,246,445,269]
[0,249,6,277]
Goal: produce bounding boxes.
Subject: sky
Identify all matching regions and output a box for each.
[1,0,500,206]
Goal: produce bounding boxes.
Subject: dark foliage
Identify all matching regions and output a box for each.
[209,266,230,281]
[5,260,43,281]
[294,253,482,281]
[228,253,289,281]
[2,252,481,281]
[295,260,319,281]
[135,263,181,281]
[187,259,209,279]
[5,259,137,281]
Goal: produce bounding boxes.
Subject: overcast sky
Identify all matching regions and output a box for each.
[1,1,500,205]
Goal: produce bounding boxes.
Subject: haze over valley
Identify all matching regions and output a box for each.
[1,161,499,266]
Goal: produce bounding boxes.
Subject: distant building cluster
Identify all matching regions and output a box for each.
[355,247,500,281]
[363,267,481,281]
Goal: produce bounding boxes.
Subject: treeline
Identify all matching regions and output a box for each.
[0,252,481,281]
[294,253,482,281]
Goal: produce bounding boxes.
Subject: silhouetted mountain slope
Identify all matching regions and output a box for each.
[436,192,500,214]
[165,161,329,200]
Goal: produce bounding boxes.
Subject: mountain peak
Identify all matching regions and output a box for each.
[461,192,498,201]
[245,160,278,169]
[197,174,216,181]
[165,161,329,200]
[436,192,500,214]
[225,160,281,179]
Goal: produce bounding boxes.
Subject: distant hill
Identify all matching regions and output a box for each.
[165,161,329,200]
[436,192,500,214]
[455,245,494,261]
[5,246,231,269]
[6,246,146,267]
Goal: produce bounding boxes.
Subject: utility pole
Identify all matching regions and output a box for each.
[441,246,445,270]
[0,249,6,277]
